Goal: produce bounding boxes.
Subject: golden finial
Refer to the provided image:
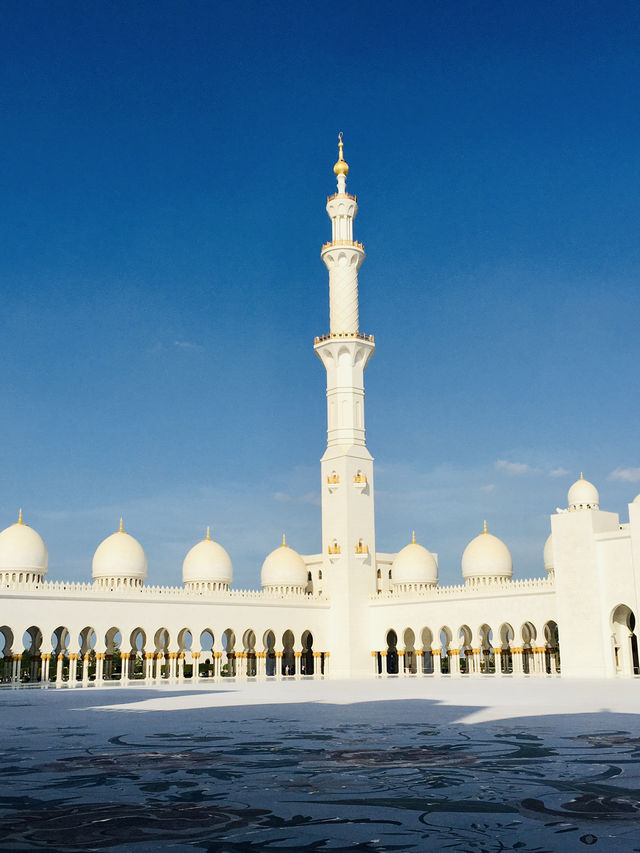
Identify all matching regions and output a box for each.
[333,132,349,178]
[17,508,23,525]
[483,520,488,534]
[580,472,584,480]
[411,530,416,544]
[206,526,211,541]
[282,533,287,548]
[118,517,124,533]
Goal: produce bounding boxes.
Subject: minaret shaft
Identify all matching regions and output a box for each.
[316,135,377,679]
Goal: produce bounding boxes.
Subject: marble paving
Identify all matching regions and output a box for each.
[1,680,640,851]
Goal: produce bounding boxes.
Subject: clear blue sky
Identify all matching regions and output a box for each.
[2,1,639,586]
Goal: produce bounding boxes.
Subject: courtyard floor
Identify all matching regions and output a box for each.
[2,677,640,851]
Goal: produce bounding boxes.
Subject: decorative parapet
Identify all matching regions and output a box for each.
[371,574,555,602]
[314,332,374,344]
[0,577,329,603]
[321,239,364,252]
[327,192,357,203]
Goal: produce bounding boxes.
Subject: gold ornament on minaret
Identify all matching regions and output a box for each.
[333,132,349,177]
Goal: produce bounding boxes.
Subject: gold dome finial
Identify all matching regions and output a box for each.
[17,508,23,525]
[483,520,488,534]
[282,532,287,548]
[333,132,349,178]
[119,517,124,533]
[411,530,416,544]
[206,526,211,541]
[580,472,584,480]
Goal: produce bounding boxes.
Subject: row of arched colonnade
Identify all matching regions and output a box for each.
[0,625,329,685]
[375,621,561,676]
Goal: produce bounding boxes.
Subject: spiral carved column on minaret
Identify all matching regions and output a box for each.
[329,265,359,333]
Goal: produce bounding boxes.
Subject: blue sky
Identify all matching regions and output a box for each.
[2,1,639,586]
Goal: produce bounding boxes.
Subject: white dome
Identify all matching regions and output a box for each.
[462,523,512,580]
[543,533,554,573]
[261,538,307,590]
[568,475,599,510]
[392,536,438,586]
[633,494,640,504]
[183,529,232,586]
[92,520,147,581]
[0,512,48,574]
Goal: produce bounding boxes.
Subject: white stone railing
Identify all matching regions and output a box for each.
[0,578,329,603]
[371,575,554,602]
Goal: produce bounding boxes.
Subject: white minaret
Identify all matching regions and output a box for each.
[315,135,377,678]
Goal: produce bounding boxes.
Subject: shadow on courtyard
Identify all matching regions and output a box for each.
[2,689,640,851]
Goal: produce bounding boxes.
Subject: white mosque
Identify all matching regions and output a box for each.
[1,137,639,686]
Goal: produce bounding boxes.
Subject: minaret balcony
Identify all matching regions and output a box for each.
[326,473,341,493]
[314,331,375,345]
[327,541,341,563]
[353,472,368,491]
[327,192,357,203]
[355,540,369,560]
[321,239,364,252]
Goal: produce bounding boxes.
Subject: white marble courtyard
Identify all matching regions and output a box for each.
[2,678,640,851]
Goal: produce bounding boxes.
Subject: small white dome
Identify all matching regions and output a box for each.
[0,512,48,574]
[543,533,554,573]
[183,529,232,586]
[568,474,599,511]
[462,523,512,580]
[92,520,147,581]
[633,494,640,504]
[261,537,307,591]
[392,535,438,586]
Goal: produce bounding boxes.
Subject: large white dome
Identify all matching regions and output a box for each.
[92,520,147,583]
[462,523,512,581]
[568,474,599,511]
[261,537,307,592]
[183,528,232,588]
[392,535,438,587]
[543,533,554,573]
[0,511,48,576]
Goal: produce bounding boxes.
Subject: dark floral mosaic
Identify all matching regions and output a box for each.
[1,687,640,851]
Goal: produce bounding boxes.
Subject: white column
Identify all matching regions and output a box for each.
[95,654,104,682]
[450,649,461,677]
[323,652,330,678]
[494,650,502,676]
[120,653,130,683]
[55,654,64,685]
[40,654,50,684]
[372,651,379,677]
[472,649,481,676]
[398,650,406,677]
[82,654,90,685]
[192,651,201,681]
[68,654,78,685]
[294,652,302,679]
[432,650,442,677]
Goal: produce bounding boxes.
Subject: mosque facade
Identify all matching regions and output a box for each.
[1,139,640,686]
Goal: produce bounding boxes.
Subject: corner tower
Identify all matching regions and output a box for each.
[315,135,376,678]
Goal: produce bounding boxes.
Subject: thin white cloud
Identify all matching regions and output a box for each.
[174,340,203,351]
[608,467,640,483]
[273,492,291,503]
[495,459,530,476]
[548,467,569,478]
[480,484,495,493]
